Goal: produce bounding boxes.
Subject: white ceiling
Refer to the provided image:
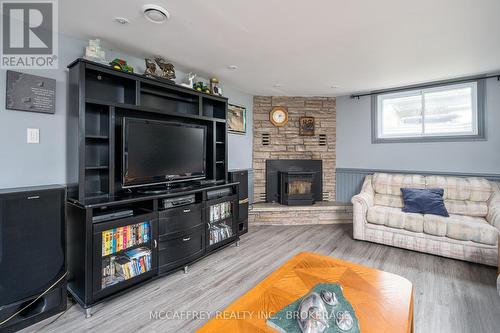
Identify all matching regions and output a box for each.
[60,0,500,96]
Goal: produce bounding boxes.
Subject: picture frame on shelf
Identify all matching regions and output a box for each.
[299,116,315,136]
[228,104,246,134]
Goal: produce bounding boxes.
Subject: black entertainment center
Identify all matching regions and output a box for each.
[65,58,247,316]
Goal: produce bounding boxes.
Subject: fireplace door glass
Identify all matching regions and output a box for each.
[288,178,312,195]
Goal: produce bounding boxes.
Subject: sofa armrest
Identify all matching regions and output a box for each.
[487,183,500,230]
[351,176,375,240]
[351,175,375,208]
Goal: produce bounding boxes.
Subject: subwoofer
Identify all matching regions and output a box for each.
[0,185,67,333]
[229,170,249,236]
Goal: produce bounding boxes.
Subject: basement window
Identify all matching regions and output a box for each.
[372,81,485,143]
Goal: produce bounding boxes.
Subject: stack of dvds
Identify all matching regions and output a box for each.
[209,223,233,246]
[209,202,232,223]
[101,247,152,288]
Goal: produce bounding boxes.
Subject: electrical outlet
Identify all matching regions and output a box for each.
[27,128,40,144]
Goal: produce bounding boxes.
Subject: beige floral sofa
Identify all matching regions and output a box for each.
[352,173,500,266]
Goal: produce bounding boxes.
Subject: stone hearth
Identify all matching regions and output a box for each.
[249,202,352,226]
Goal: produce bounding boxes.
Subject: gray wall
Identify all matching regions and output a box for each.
[0,34,253,189]
[225,86,254,202]
[336,78,500,174]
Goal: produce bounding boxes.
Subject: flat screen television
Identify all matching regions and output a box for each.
[122,118,206,188]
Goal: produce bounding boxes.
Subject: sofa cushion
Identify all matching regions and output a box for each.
[373,173,425,196]
[423,214,498,246]
[425,176,492,202]
[374,193,403,208]
[401,188,449,217]
[367,206,423,233]
[444,200,488,217]
[423,214,447,237]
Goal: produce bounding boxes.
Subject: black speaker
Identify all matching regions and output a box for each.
[229,170,248,236]
[0,185,67,333]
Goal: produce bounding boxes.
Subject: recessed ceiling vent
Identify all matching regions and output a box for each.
[142,4,170,24]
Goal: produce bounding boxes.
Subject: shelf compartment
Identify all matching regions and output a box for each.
[85,103,110,137]
[101,221,151,257]
[202,97,226,119]
[86,68,136,105]
[216,165,226,181]
[85,141,109,169]
[140,83,199,116]
[101,247,152,289]
[216,147,225,162]
[85,169,109,199]
[208,201,233,224]
[215,122,226,143]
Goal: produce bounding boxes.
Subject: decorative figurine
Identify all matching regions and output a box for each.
[109,58,134,73]
[193,81,211,94]
[84,38,106,63]
[154,57,176,80]
[297,292,329,333]
[210,78,223,96]
[144,58,157,78]
[179,72,197,89]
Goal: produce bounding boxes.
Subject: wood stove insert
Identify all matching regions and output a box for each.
[278,171,317,205]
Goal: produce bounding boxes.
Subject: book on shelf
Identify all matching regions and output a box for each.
[109,247,152,282]
[101,221,151,256]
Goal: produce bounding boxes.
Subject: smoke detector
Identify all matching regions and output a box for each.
[142,4,170,24]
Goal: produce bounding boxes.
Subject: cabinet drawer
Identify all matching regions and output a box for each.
[158,203,202,236]
[158,226,204,274]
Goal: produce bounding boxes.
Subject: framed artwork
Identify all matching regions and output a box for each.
[299,116,315,136]
[6,71,56,114]
[228,104,247,134]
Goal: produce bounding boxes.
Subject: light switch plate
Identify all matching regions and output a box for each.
[27,128,40,144]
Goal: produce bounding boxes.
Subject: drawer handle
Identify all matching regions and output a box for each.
[183,209,191,213]
[154,239,158,248]
[182,237,191,242]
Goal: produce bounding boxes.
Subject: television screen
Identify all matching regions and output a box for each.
[123,118,206,187]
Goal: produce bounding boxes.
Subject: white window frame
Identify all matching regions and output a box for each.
[372,80,485,143]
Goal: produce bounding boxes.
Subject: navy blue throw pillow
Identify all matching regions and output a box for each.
[400,188,449,217]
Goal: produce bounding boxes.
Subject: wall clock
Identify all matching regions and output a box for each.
[269,106,289,127]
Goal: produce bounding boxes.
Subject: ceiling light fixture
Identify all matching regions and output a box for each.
[113,17,130,25]
[227,65,238,70]
[142,4,170,24]
[273,83,283,87]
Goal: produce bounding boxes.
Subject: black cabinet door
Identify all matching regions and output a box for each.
[91,212,158,301]
[158,225,205,274]
[205,195,238,251]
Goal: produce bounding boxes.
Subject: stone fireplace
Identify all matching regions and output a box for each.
[250,96,352,225]
[252,96,336,203]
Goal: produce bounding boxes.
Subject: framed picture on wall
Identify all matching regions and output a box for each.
[228,104,246,134]
[299,116,315,136]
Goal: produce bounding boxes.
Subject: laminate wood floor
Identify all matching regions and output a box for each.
[22,224,500,333]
